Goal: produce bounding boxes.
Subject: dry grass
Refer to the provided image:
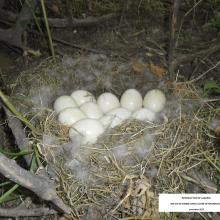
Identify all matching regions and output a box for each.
[10,55,220,219]
[50,94,218,219]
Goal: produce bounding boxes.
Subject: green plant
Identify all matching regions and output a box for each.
[204,80,220,95]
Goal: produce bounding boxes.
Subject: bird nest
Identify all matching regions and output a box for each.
[10,55,219,219]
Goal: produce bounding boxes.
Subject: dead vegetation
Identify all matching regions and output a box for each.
[0,0,220,220]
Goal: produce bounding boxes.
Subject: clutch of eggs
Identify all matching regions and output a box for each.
[53,89,166,145]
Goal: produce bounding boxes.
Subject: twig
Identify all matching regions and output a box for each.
[186,60,220,84]
[182,171,217,193]
[28,28,111,55]
[0,8,118,28]
[168,0,180,77]
[171,43,220,74]
[176,0,204,46]
[0,207,57,217]
[0,153,71,214]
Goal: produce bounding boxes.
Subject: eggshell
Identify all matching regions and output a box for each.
[120,89,143,112]
[53,95,77,114]
[143,89,166,112]
[71,90,96,106]
[100,115,114,128]
[69,118,104,144]
[97,92,120,113]
[132,108,156,122]
[58,108,86,126]
[101,107,131,128]
[80,102,103,119]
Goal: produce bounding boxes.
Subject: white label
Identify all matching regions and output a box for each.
[159,194,220,212]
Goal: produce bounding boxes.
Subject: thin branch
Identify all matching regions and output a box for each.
[0,9,118,28]
[28,28,111,55]
[0,153,71,214]
[170,43,220,74]
[168,0,180,77]
[0,207,57,217]
[186,60,220,84]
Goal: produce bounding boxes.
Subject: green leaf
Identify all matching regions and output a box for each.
[0,148,33,157]
[0,184,19,204]
[204,80,220,94]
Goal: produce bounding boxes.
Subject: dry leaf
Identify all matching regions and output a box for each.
[131,176,151,197]
[148,62,167,78]
[122,197,131,209]
[210,118,220,136]
[132,59,146,73]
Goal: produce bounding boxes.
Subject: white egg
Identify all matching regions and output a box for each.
[69,118,104,144]
[102,107,131,128]
[97,92,120,113]
[53,95,77,114]
[58,108,86,126]
[100,115,114,128]
[71,90,96,106]
[80,102,103,119]
[143,89,166,112]
[132,108,156,122]
[120,89,143,112]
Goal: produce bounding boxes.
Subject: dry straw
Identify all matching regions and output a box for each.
[10,56,220,219]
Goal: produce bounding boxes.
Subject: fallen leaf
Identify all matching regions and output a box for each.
[148,62,167,78]
[210,118,220,136]
[131,59,146,73]
[122,197,131,209]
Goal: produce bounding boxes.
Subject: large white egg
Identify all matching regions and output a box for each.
[71,90,96,106]
[69,118,104,144]
[120,89,143,112]
[53,95,77,114]
[97,92,120,113]
[143,89,166,112]
[101,107,131,128]
[80,102,103,119]
[132,108,156,122]
[58,108,86,126]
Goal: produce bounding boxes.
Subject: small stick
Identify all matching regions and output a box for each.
[168,0,180,78]
[0,153,71,214]
[0,207,57,217]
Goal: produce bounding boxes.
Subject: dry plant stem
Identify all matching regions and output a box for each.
[0,8,118,28]
[0,207,57,217]
[176,0,204,47]
[28,29,110,55]
[0,153,71,214]
[168,0,180,77]
[171,43,220,76]
[181,172,217,193]
[186,60,220,84]
[40,0,55,58]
